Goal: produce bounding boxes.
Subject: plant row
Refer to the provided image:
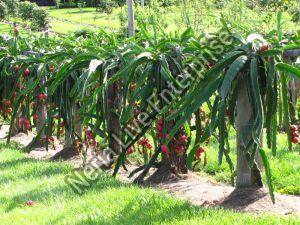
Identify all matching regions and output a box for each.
[0,23,299,200]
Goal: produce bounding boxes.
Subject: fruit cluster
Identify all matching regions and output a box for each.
[126,110,205,162]
[127,147,134,154]
[259,43,269,52]
[156,117,188,156]
[195,147,205,159]
[49,65,55,73]
[48,136,55,143]
[25,200,34,206]
[24,68,30,77]
[134,101,140,118]
[156,118,168,139]
[0,99,13,115]
[290,125,299,144]
[85,127,98,149]
[19,117,31,130]
[37,93,47,101]
[137,138,152,149]
[33,114,39,121]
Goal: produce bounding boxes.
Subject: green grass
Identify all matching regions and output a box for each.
[50,19,94,34]
[47,7,120,29]
[43,2,298,35]
[0,23,12,33]
[0,22,37,36]
[0,143,299,225]
[2,2,298,35]
[196,130,300,195]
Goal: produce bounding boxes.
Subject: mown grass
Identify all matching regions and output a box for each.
[0,23,27,35]
[3,2,298,35]
[196,130,300,195]
[50,19,94,34]
[0,23,11,33]
[44,1,298,34]
[0,22,40,36]
[47,7,120,29]
[0,142,299,225]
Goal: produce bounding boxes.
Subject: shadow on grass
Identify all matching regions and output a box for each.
[66,198,203,225]
[0,142,23,151]
[0,153,72,185]
[0,148,125,212]
[1,172,125,212]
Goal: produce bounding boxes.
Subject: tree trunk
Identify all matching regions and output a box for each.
[236,74,262,188]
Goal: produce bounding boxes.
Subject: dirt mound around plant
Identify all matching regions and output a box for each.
[115,166,300,216]
[154,175,299,216]
[0,125,299,216]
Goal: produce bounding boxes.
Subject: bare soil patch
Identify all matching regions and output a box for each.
[0,125,299,216]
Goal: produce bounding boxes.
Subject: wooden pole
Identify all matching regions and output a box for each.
[44,24,49,39]
[126,0,135,37]
[34,25,50,145]
[236,74,262,187]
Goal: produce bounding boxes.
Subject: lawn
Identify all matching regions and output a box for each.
[44,2,298,34]
[2,3,297,35]
[0,23,12,33]
[0,22,39,36]
[47,7,121,29]
[196,130,300,195]
[0,143,299,225]
[50,19,95,34]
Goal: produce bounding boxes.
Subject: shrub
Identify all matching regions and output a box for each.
[18,1,37,21]
[74,29,94,38]
[77,0,86,11]
[3,0,18,16]
[31,7,50,30]
[214,0,227,9]
[246,0,256,10]
[115,0,125,6]
[53,0,61,9]
[84,0,98,7]
[59,2,78,8]
[0,0,8,19]
[291,10,299,23]
[160,0,177,7]
[96,0,115,14]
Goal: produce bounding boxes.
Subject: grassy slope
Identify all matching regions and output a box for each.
[0,143,299,225]
[44,2,298,34]
[0,23,27,35]
[0,23,12,33]
[0,22,40,36]
[50,20,91,34]
[45,7,120,34]
[3,3,297,35]
[196,130,300,195]
[48,7,120,28]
